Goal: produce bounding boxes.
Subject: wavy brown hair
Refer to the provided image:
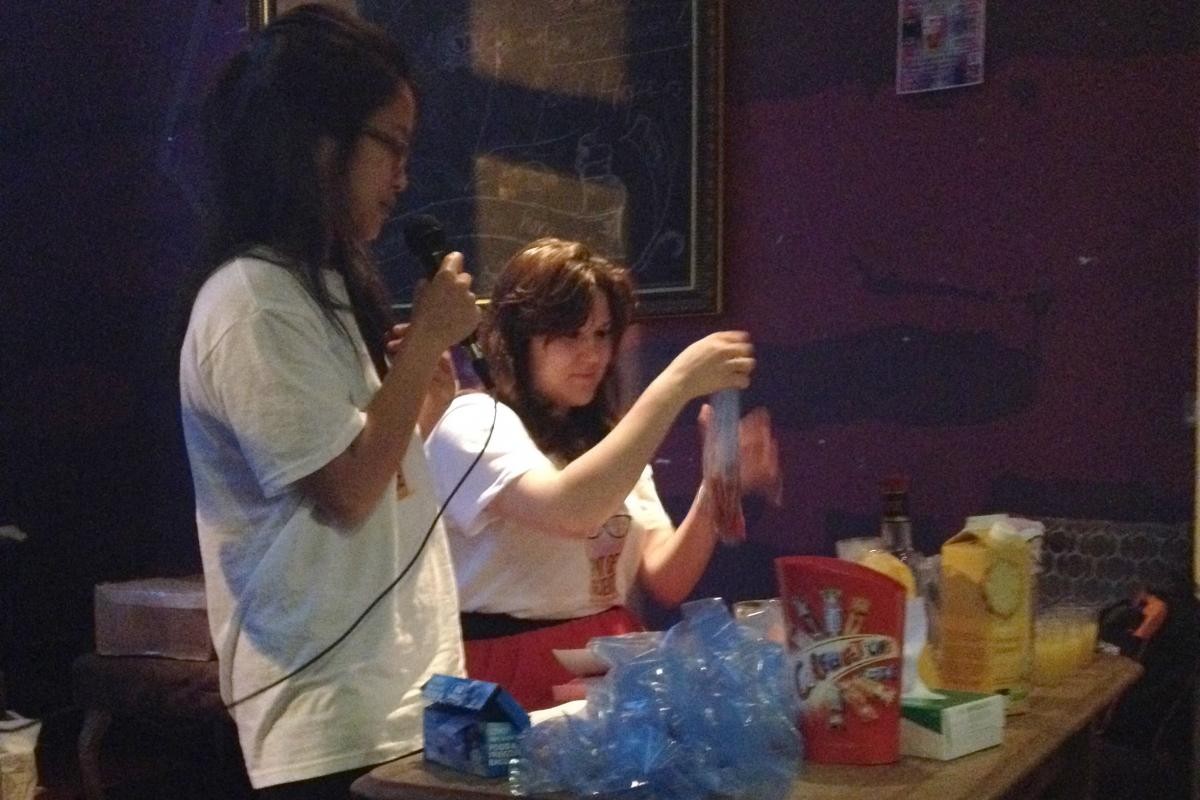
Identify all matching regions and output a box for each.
[482,238,636,461]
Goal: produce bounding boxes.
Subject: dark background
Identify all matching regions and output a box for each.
[2,1,1196,723]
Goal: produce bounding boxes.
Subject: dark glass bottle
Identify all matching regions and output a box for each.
[880,475,925,582]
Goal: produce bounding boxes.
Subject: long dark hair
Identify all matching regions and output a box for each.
[186,4,411,376]
[482,238,636,461]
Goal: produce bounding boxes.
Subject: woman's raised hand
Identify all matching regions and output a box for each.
[663,331,755,401]
[697,403,783,506]
[409,252,481,353]
[735,407,783,505]
[387,323,459,431]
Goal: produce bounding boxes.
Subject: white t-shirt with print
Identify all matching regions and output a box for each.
[180,254,463,788]
[424,392,673,620]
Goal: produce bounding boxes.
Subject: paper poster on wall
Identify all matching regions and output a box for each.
[896,0,985,94]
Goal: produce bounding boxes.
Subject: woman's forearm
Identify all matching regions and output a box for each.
[299,332,443,528]
[300,259,479,528]
[489,330,752,538]
[638,484,718,607]
[491,372,689,536]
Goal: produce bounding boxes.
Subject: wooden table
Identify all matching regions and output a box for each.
[352,654,1142,800]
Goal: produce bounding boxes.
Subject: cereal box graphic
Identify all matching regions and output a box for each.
[775,556,906,764]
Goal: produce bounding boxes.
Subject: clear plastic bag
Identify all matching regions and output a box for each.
[509,598,802,799]
[703,389,745,545]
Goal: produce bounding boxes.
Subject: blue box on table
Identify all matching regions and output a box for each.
[421,674,530,778]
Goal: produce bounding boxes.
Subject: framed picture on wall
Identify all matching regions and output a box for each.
[250,0,724,318]
[896,0,986,95]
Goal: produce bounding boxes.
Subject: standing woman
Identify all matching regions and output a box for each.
[179,6,479,797]
[424,238,779,711]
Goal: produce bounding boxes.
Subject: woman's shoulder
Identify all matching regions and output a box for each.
[442,391,514,422]
[429,392,527,446]
[216,252,313,296]
[194,253,320,320]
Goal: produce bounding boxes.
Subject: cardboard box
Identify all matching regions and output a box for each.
[901,690,1005,760]
[938,526,1033,710]
[94,576,214,661]
[422,674,530,778]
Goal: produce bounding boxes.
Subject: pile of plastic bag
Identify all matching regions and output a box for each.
[509,598,802,799]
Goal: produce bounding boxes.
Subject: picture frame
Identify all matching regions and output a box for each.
[249,0,723,318]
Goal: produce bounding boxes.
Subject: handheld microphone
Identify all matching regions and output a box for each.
[402,215,493,390]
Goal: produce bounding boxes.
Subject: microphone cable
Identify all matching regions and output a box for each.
[224,394,498,711]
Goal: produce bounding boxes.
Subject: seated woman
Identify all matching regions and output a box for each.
[424,237,779,710]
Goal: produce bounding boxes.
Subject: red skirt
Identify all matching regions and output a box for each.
[463,606,643,712]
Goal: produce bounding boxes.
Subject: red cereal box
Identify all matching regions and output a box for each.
[774,556,906,764]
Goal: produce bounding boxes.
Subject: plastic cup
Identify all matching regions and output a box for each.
[732,598,785,644]
[835,536,885,563]
[1033,607,1075,686]
[1062,604,1098,668]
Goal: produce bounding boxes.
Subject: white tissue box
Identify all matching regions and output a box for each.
[900,690,1004,760]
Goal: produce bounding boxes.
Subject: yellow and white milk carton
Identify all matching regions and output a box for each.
[936,520,1033,712]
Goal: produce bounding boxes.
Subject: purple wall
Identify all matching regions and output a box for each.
[2,2,1196,710]
[664,4,1197,527]
[643,2,1198,612]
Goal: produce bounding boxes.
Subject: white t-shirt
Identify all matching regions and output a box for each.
[179,254,463,789]
[424,392,673,620]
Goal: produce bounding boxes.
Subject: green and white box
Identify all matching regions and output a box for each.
[900,690,1005,760]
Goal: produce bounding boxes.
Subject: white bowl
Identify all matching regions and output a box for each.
[552,648,607,677]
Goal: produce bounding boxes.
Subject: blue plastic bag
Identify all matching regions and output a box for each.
[509,599,802,799]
